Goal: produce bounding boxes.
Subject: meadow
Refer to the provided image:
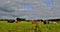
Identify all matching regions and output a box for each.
[0,21,60,32]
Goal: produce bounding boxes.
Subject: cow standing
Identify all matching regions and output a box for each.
[32,20,38,24]
[43,20,46,24]
[15,18,20,23]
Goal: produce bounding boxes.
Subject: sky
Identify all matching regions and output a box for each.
[0,0,60,20]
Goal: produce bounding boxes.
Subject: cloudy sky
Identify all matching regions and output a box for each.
[0,0,60,20]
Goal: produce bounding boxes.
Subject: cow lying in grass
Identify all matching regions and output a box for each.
[7,19,20,23]
[41,20,57,24]
[7,20,15,23]
[50,21,57,24]
[7,18,20,23]
[7,20,19,23]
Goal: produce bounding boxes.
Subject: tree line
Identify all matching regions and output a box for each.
[0,18,60,21]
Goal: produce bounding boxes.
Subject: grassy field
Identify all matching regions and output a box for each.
[0,21,60,32]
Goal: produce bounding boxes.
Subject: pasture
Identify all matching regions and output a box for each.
[0,21,60,32]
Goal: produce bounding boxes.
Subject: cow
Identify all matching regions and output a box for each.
[7,20,15,23]
[50,21,57,24]
[7,19,19,23]
[15,18,20,23]
[32,20,38,24]
[42,20,46,24]
[7,18,20,23]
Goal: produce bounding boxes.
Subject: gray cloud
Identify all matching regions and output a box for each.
[0,0,60,20]
[0,6,15,12]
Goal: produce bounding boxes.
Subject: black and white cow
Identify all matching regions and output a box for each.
[7,18,20,23]
[7,20,15,23]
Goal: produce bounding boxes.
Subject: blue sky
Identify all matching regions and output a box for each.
[0,0,60,20]
[24,5,33,10]
[46,0,53,7]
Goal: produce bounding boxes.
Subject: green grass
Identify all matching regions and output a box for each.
[0,21,60,32]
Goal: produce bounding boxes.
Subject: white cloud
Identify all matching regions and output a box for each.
[7,0,11,3]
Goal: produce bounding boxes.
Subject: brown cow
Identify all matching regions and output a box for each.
[32,20,38,24]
